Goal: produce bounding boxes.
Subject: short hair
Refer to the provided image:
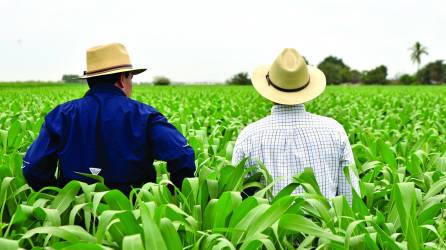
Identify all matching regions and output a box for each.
[87,72,130,87]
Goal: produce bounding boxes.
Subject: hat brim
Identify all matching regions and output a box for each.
[251,65,326,105]
[79,67,146,79]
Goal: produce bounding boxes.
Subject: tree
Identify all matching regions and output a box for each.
[317,56,351,84]
[350,70,362,84]
[153,76,171,86]
[409,41,429,71]
[226,72,251,85]
[62,74,83,83]
[399,74,416,85]
[416,60,446,84]
[362,65,388,84]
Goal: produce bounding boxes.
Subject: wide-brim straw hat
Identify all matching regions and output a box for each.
[80,43,146,79]
[252,48,326,105]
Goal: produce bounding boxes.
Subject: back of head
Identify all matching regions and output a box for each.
[87,72,129,88]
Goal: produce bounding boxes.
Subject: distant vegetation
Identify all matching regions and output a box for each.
[416,60,446,84]
[226,41,445,85]
[410,41,429,71]
[362,65,388,85]
[61,74,84,83]
[317,56,352,84]
[314,41,445,85]
[153,76,171,86]
[226,72,251,85]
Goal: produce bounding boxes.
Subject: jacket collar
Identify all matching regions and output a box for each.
[85,84,126,97]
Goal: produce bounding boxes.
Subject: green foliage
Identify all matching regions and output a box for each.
[0,84,446,248]
[362,65,388,84]
[409,41,429,70]
[350,69,362,84]
[152,76,171,86]
[416,60,446,84]
[399,74,416,85]
[62,74,84,83]
[226,72,251,85]
[317,56,352,84]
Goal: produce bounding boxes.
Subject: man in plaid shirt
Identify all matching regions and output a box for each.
[232,48,359,203]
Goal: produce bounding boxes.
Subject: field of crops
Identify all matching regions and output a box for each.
[0,84,446,249]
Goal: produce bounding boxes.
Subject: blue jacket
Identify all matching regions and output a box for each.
[23,85,195,194]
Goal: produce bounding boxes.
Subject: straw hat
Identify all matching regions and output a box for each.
[251,48,326,105]
[80,43,146,79]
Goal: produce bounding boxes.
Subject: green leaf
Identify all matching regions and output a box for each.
[230,204,270,244]
[272,183,299,204]
[123,234,145,250]
[21,225,96,243]
[393,182,420,250]
[379,140,397,170]
[7,120,21,149]
[0,238,19,250]
[424,176,446,200]
[140,202,167,250]
[292,168,323,196]
[75,172,105,184]
[0,129,8,153]
[244,196,295,241]
[50,181,81,213]
[103,190,132,210]
[159,218,183,250]
[33,207,61,226]
[212,191,242,229]
[96,210,122,244]
[279,214,344,243]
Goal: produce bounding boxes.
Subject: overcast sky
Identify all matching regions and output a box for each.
[0,0,444,83]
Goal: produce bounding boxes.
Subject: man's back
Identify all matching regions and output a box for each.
[232,104,358,201]
[23,85,195,194]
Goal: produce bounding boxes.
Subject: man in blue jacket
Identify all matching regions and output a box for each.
[22,43,195,194]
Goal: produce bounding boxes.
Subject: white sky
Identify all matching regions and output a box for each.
[0,0,444,83]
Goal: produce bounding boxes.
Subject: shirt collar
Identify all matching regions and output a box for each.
[84,84,126,97]
[271,104,306,116]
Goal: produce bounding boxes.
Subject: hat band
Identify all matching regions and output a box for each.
[266,73,310,93]
[84,64,133,76]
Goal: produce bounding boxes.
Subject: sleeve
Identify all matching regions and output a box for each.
[232,134,257,168]
[338,128,360,205]
[148,112,196,185]
[231,137,246,166]
[22,117,60,190]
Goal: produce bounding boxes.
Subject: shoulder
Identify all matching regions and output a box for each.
[44,98,83,120]
[235,116,272,145]
[125,99,171,124]
[307,113,349,143]
[307,113,345,131]
[127,98,160,114]
[42,99,85,134]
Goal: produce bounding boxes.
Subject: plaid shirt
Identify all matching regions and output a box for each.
[232,104,359,203]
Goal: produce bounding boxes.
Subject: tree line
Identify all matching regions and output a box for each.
[226,41,446,85]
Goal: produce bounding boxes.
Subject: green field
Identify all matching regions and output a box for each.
[1,84,446,249]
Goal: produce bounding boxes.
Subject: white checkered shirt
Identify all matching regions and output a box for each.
[232,104,359,203]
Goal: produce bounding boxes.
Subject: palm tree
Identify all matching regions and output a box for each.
[409,41,429,71]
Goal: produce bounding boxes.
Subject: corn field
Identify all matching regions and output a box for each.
[0,84,446,249]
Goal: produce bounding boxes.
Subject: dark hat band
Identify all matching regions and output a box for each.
[266,72,310,93]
